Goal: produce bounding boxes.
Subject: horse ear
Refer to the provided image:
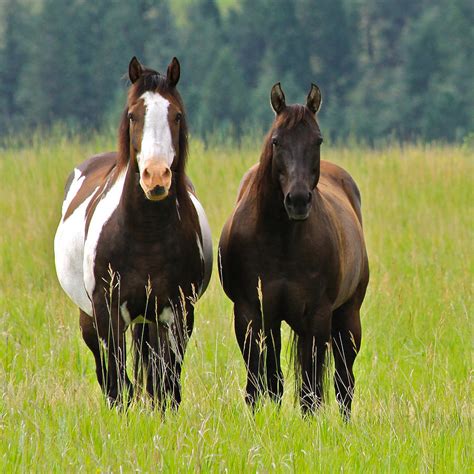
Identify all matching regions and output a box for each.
[167,57,180,87]
[306,83,322,114]
[129,57,144,84]
[270,83,286,114]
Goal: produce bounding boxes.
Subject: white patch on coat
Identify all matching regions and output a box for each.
[120,301,132,327]
[61,168,84,217]
[158,306,174,326]
[55,187,97,316]
[83,167,128,300]
[136,92,175,173]
[54,168,99,315]
[189,192,213,296]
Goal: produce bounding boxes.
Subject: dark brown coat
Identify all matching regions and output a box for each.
[219,83,369,418]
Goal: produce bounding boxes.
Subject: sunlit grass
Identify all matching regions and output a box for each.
[1,135,472,471]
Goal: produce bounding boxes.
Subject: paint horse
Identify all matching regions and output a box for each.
[219,83,369,419]
[54,57,212,408]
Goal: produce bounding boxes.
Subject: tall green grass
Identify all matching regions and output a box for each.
[1,135,472,472]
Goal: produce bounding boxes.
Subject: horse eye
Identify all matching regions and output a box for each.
[128,112,134,122]
[317,137,323,146]
[272,137,279,146]
[176,112,182,123]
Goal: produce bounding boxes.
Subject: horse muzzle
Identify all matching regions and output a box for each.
[139,159,172,201]
[284,190,312,220]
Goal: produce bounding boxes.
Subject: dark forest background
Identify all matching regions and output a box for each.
[0,0,472,143]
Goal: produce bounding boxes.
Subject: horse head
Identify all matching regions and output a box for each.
[268,82,323,220]
[119,56,188,202]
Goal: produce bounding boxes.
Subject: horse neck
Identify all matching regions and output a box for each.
[257,173,286,221]
[118,159,180,231]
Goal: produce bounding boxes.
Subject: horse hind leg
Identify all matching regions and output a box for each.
[79,310,107,392]
[331,299,362,421]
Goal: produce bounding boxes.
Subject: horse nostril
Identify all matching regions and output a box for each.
[286,192,293,205]
[150,185,166,197]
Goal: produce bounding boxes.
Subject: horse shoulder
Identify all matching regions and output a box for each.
[236,163,259,203]
[219,167,259,300]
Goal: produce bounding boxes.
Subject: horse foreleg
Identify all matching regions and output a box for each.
[92,304,133,407]
[332,300,362,422]
[298,307,331,416]
[234,301,267,409]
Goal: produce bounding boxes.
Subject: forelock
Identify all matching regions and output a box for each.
[128,71,171,105]
[275,104,316,130]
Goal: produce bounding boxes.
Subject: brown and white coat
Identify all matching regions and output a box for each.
[54,58,212,408]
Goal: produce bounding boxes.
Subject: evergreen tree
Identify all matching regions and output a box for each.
[0,0,29,131]
[177,0,223,135]
[200,45,246,138]
[295,0,357,139]
[143,0,177,68]
[226,0,269,88]
[15,0,81,128]
[0,0,471,142]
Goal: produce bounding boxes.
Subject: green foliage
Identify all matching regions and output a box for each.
[0,0,472,141]
[0,0,29,132]
[0,135,472,470]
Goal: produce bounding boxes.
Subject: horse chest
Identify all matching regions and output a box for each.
[86,210,202,310]
[232,223,334,298]
[260,222,335,275]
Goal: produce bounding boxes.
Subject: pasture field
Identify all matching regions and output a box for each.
[0,134,472,472]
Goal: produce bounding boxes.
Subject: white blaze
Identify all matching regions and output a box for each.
[137,91,175,173]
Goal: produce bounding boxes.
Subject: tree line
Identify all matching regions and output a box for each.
[0,0,472,143]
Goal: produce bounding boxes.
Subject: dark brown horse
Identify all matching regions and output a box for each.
[54,57,212,409]
[218,83,369,419]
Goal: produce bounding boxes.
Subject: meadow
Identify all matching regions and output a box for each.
[0,134,472,472]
